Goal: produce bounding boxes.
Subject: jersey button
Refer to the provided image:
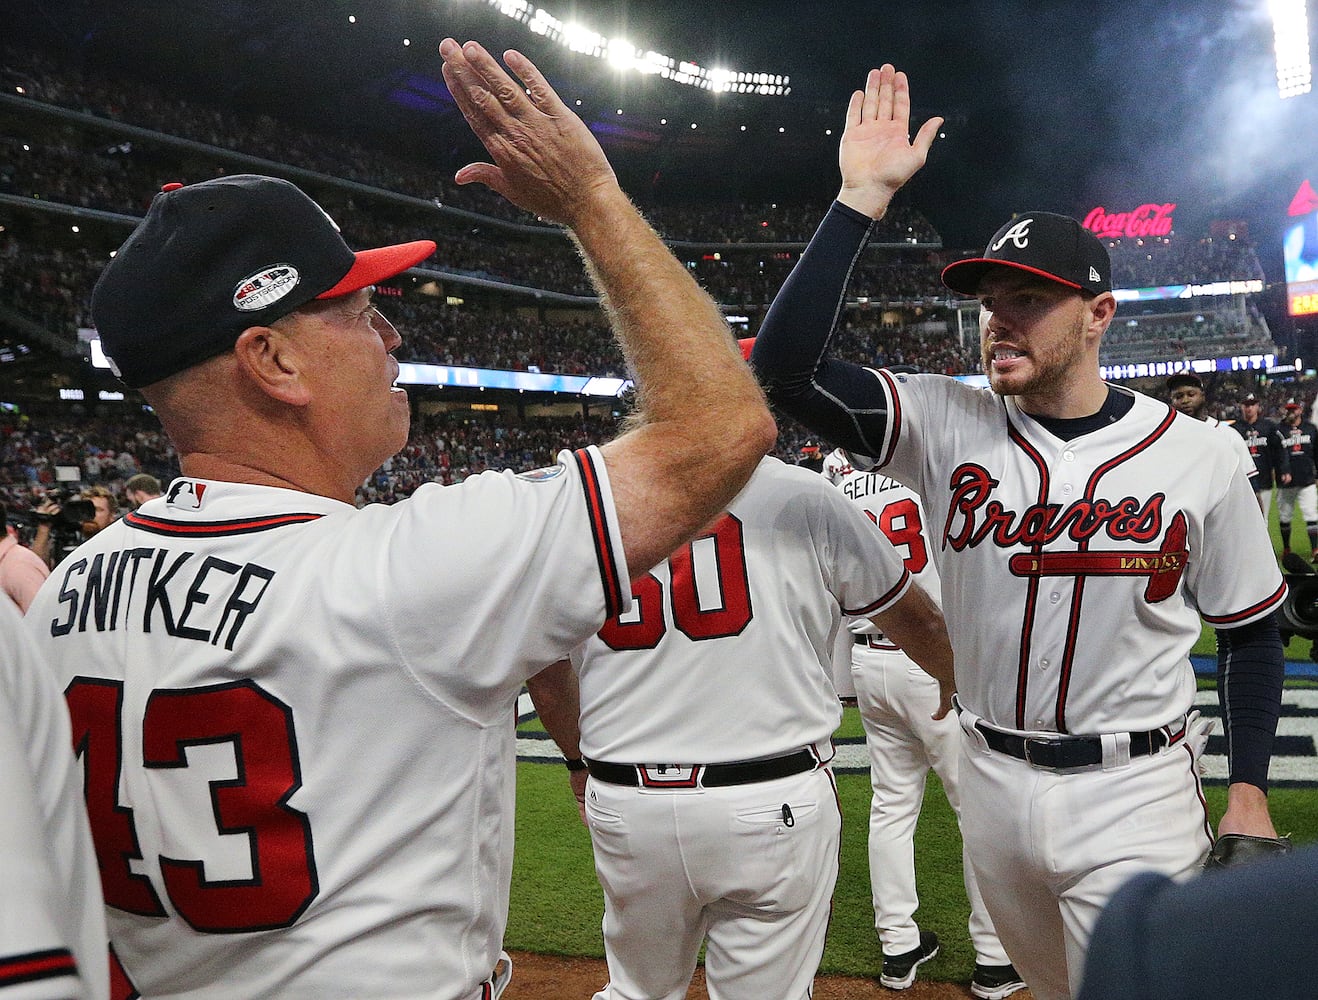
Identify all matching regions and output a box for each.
[1063,450,1076,462]
[1049,592,1061,604]
[1062,484,1074,495]
[1040,658,1051,668]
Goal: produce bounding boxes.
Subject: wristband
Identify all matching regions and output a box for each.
[563,757,588,772]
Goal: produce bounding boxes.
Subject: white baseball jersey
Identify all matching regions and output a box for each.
[0,597,108,1000]
[860,373,1285,735]
[573,456,913,763]
[24,448,628,1000]
[827,447,943,646]
[1206,415,1258,482]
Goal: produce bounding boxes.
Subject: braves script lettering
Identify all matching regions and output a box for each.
[943,464,1165,550]
[1082,203,1176,239]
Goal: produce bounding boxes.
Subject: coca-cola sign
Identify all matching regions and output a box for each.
[1083,203,1176,239]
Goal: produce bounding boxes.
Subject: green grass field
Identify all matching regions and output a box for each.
[506,505,1318,982]
[508,708,1318,982]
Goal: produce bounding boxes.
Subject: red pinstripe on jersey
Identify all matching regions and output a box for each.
[1053,408,1178,731]
[125,511,324,536]
[874,367,904,470]
[0,948,77,989]
[1005,418,1051,731]
[571,449,626,620]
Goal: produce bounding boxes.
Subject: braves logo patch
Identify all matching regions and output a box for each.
[517,466,565,482]
[991,218,1033,251]
[166,480,208,510]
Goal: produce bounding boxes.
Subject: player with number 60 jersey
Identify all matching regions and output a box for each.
[536,456,955,1000]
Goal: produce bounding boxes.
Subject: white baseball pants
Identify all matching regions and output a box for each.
[1277,482,1318,527]
[955,718,1211,1000]
[851,645,1009,965]
[584,765,840,1000]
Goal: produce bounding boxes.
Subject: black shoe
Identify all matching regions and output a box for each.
[880,930,939,990]
[971,962,1027,999]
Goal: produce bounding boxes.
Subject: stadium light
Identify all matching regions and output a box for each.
[481,0,789,96]
[1271,0,1312,98]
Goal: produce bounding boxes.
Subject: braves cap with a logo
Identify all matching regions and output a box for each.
[941,211,1112,297]
[91,175,436,388]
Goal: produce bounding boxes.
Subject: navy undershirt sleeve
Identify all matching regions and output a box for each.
[1215,612,1285,791]
[750,201,893,456]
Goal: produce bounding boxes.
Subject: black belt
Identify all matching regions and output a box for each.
[974,722,1171,771]
[585,748,819,788]
[854,634,895,648]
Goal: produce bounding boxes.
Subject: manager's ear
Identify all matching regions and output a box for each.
[233,321,312,406]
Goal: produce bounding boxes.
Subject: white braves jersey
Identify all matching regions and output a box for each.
[24,448,628,1000]
[1207,416,1259,481]
[827,448,943,649]
[859,373,1285,735]
[572,456,912,762]
[0,598,108,1000]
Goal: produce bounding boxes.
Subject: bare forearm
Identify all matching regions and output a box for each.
[525,660,583,760]
[578,194,776,576]
[873,588,956,715]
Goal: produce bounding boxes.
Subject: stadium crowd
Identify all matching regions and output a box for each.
[5,376,1312,549]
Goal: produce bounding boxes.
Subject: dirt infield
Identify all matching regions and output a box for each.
[504,951,1036,999]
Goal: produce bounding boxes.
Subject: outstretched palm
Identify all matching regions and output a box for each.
[837,65,943,219]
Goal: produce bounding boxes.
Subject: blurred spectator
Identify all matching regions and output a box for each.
[31,484,118,568]
[123,472,162,509]
[0,503,49,613]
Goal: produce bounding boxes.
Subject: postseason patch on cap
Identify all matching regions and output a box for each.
[233,265,301,312]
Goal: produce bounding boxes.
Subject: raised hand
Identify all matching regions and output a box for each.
[438,39,619,227]
[837,65,943,220]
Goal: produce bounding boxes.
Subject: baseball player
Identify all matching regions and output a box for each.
[1165,372,1260,486]
[0,595,108,1000]
[24,39,775,1000]
[1276,399,1318,559]
[1233,392,1290,517]
[748,65,1287,1000]
[824,446,1023,998]
[528,455,956,1000]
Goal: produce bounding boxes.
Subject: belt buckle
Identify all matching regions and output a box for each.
[1022,736,1064,771]
[638,764,701,788]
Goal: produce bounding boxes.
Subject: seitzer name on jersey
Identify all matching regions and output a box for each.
[47,547,275,649]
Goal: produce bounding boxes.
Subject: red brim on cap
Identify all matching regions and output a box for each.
[738,337,756,361]
[317,240,437,299]
[940,257,1083,296]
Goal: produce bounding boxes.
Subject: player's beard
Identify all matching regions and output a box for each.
[982,308,1089,400]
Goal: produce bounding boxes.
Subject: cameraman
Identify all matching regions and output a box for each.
[0,504,49,614]
[31,485,118,569]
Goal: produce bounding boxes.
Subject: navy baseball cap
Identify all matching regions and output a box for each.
[941,211,1111,297]
[1166,372,1203,391]
[91,175,436,388]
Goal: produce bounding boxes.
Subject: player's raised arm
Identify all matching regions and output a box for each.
[749,66,940,458]
[439,39,775,577]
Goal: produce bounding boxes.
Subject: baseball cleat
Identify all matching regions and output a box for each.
[879,930,939,990]
[971,962,1027,999]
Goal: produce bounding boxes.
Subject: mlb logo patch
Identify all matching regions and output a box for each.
[167,480,208,510]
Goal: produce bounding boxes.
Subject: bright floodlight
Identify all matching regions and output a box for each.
[1272,0,1312,98]
[481,0,789,95]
